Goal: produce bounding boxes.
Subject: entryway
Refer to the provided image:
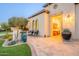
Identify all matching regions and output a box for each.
[50,14,62,42]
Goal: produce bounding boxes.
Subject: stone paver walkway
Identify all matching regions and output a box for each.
[27,36,79,56]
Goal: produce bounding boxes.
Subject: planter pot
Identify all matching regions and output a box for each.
[62,33,71,40]
[21,31,27,42]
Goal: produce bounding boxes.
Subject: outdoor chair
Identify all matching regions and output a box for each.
[34,30,39,36]
[31,30,34,35]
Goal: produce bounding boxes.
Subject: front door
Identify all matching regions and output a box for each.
[50,14,62,39]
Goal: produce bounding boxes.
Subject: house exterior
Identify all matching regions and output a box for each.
[27,3,79,40]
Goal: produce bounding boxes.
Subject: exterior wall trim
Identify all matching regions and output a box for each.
[28,9,49,19]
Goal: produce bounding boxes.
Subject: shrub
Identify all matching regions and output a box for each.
[19,25,29,31]
[3,33,12,41]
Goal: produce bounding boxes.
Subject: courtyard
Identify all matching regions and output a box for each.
[27,36,79,56]
[0,3,79,56]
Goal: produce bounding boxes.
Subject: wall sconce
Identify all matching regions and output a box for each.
[68,14,72,23]
[64,14,72,23]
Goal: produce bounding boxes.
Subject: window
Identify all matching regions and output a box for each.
[35,19,38,31]
[32,20,34,30]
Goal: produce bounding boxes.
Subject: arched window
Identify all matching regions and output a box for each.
[32,20,34,30]
[35,19,38,31]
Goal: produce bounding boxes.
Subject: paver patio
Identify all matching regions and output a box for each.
[27,36,79,56]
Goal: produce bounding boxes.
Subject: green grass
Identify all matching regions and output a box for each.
[0,31,7,34]
[0,40,32,56]
[0,31,11,35]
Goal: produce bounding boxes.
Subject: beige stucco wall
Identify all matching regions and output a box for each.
[44,3,76,39]
[28,13,48,36]
[75,4,79,39]
[44,12,50,37]
[28,3,77,39]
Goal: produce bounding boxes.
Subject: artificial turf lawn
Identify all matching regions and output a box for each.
[0,40,32,56]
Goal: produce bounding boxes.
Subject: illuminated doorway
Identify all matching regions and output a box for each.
[50,14,62,40]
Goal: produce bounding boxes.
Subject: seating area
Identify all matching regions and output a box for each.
[28,30,39,36]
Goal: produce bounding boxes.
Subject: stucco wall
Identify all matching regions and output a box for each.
[44,3,76,39]
[28,3,76,39]
[44,12,50,37]
[75,4,79,39]
[28,13,46,36]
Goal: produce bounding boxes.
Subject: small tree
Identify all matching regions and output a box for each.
[8,17,17,27]
[8,17,28,31]
[1,22,10,32]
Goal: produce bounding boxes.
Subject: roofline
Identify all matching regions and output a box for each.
[28,9,49,19]
[75,3,79,5]
[43,3,52,7]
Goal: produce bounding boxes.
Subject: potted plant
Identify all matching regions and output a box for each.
[62,29,72,40]
[19,25,28,42]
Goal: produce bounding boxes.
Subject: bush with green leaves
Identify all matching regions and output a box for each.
[1,22,10,32]
[3,33,12,41]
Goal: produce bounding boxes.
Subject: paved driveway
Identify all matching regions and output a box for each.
[27,36,79,56]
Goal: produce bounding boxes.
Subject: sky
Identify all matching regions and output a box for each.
[0,3,44,23]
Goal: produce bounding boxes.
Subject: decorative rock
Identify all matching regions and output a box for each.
[8,40,16,45]
[2,40,10,47]
[2,39,16,47]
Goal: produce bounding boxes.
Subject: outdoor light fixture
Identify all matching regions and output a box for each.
[64,14,72,23]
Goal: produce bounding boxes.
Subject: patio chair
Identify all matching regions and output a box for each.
[34,30,39,36]
[31,30,34,35]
